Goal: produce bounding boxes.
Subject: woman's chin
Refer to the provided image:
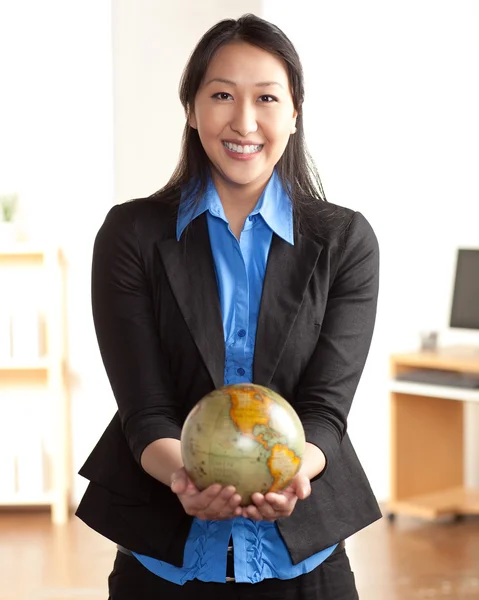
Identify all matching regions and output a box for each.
[212,163,272,188]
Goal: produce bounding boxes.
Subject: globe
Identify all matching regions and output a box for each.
[181,383,306,506]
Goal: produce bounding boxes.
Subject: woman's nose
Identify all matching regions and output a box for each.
[230,101,258,137]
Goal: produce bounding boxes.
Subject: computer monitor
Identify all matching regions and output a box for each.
[449,248,479,330]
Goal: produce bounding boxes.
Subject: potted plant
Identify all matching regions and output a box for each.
[0,194,18,244]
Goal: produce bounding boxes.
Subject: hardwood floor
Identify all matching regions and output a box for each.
[1,509,479,599]
[347,514,479,599]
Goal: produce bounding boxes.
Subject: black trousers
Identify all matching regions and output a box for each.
[108,543,359,600]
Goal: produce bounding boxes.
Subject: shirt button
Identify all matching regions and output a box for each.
[237,367,245,376]
[238,329,246,338]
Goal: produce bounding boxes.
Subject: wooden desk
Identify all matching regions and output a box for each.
[388,348,479,520]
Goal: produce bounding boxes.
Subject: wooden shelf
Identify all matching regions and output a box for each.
[391,347,479,374]
[0,358,50,371]
[0,244,53,257]
[0,493,53,507]
[388,487,479,519]
[389,380,479,403]
[388,348,479,522]
[0,246,70,524]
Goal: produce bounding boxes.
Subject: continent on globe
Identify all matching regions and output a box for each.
[180,383,306,506]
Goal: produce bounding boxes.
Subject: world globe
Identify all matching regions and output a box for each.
[181,383,306,506]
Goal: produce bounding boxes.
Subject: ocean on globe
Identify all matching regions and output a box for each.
[180,383,306,506]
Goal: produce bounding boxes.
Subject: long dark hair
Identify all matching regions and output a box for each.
[154,13,327,230]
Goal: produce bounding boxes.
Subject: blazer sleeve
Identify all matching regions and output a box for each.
[91,203,182,465]
[295,211,380,472]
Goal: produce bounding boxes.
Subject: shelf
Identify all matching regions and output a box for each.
[0,244,70,524]
[391,348,479,374]
[389,379,479,403]
[389,349,479,523]
[0,245,61,267]
[0,492,53,507]
[0,358,50,371]
[388,487,479,519]
[0,244,51,257]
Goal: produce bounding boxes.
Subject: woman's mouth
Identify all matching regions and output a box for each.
[222,141,264,160]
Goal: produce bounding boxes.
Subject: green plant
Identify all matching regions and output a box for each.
[0,194,18,222]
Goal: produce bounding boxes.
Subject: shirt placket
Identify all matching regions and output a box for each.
[230,236,249,382]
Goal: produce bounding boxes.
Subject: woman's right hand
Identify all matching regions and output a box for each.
[170,467,243,520]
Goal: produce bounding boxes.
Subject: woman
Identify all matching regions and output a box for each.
[76,13,381,600]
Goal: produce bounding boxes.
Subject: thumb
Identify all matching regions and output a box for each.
[295,473,311,500]
[170,470,189,495]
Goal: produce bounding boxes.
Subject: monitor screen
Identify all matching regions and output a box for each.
[450,249,479,330]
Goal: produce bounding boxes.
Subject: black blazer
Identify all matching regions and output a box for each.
[76,192,382,567]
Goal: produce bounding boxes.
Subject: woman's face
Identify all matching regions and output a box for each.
[190,42,297,191]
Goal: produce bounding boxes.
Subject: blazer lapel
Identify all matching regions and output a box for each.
[254,232,323,385]
[157,214,225,390]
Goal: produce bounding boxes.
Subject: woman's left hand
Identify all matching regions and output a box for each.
[240,471,311,521]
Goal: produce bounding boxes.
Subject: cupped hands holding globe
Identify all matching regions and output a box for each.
[171,466,311,521]
[171,383,312,521]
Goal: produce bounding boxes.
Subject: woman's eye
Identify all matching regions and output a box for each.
[258,95,277,103]
[212,92,233,101]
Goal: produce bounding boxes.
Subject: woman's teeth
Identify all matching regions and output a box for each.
[223,141,263,154]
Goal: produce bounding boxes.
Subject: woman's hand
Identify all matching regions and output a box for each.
[239,442,324,521]
[170,467,243,520]
[240,472,311,521]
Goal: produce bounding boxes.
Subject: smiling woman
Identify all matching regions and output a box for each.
[76,13,381,600]
[191,43,296,183]
[166,13,328,240]
[189,42,298,236]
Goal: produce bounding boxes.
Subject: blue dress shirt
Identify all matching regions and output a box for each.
[132,171,337,584]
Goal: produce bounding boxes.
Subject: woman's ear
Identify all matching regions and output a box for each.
[188,108,198,130]
[291,111,298,135]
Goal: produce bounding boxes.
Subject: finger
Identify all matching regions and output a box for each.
[291,474,311,499]
[252,492,286,511]
[257,501,284,521]
[219,504,243,520]
[228,493,243,509]
[263,492,290,512]
[247,495,278,521]
[291,481,310,500]
[193,484,223,510]
[243,504,266,521]
[180,483,227,518]
[208,489,245,520]
[214,485,238,505]
[296,484,311,500]
[171,473,190,495]
[251,492,266,506]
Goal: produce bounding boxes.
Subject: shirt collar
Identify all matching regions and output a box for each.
[177,171,294,245]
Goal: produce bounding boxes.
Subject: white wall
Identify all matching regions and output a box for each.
[263,0,479,499]
[0,1,115,506]
[112,0,262,203]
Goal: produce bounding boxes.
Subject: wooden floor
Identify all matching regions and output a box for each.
[1,509,479,599]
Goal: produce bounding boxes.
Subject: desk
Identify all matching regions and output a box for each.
[387,348,479,520]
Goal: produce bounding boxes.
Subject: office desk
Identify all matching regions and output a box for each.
[387,348,479,520]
